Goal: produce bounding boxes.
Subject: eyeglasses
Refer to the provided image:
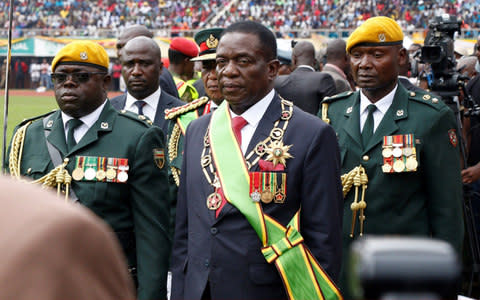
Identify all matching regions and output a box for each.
[51,72,107,84]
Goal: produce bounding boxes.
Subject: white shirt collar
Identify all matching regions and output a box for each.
[125,87,161,120]
[62,99,107,129]
[360,84,397,116]
[229,89,275,127]
[296,65,316,72]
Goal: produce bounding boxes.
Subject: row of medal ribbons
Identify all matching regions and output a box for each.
[71,155,129,183]
[381,134,418,173]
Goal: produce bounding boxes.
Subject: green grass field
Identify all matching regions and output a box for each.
[0,94,57,155]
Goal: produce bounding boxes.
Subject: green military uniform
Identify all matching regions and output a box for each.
[164,96,212,237]
[8,101,171,300]
[319,84,464,293]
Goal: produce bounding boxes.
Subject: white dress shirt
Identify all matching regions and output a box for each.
[125,87,161,122]
[229,89,275,155]
[62,100,107,143]
[359,85,397,133]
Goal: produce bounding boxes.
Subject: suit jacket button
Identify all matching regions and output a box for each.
[362,155,369,161]
[210,227,218,235]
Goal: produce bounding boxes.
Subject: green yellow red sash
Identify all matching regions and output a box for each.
[209,102,342,300]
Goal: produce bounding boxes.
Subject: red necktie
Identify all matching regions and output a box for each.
[216,116,248,217]
[231,116,248,146]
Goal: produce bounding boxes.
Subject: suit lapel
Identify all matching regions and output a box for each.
[45,111,68,156]
[68,102,116,154]
[214,95,282,222]
[363,85,408,153]
[154,92,171,124]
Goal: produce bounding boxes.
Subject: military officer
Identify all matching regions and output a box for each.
[165,27,225,187]
[7,41,172,300]
[319,16,464,296]
[164,28,225,242]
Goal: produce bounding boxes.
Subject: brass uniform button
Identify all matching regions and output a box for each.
[362,155,369,161]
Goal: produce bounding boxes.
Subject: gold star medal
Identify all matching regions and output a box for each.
[265,141,293,167]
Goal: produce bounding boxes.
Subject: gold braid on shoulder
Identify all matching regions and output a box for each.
[341,165,368,238]
[9,121,72,201]
[168,123,182,186]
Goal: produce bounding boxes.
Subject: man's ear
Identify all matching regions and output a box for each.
[398,47,408,66]
[267,59,280,81]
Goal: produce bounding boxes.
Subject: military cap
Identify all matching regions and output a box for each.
[277,48,292,65]
[191,28,224,61]
[346,16,404,53]
[51,40,109,72]
[169,37,199,58]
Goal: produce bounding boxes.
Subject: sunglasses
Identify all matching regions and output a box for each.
[51,72,107,84]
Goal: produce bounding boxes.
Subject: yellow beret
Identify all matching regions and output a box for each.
[51,40,109,72]
[346,16,404,53]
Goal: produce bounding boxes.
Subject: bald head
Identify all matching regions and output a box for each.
[122,36,161,59]
[120,36,163,100]
[292,41,316,68]
[116,25,154,57]
[326,39,347,62]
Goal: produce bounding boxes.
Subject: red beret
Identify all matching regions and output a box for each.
[170,37,199,58]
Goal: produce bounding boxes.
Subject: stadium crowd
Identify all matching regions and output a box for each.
[2,0,480,37]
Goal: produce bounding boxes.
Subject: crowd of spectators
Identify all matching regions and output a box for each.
[2,0,480,38]
[0,0,229,37]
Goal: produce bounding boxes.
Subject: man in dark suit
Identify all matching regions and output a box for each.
[111,36,184,136]
[7,41,172,300]
[116,25,179,98]
[319,16,464,297]
[274,41,337,115]
[323,39,353,93]
[171,21,343,300]
[0,177,135,300]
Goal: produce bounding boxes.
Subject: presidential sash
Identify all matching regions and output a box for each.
[209,102,342,300]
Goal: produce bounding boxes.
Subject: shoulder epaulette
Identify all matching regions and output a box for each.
[118,110,154,126]
[165,96,209,120]
[407,90,443,110]
[17,110,56,127]
[322,91,355,104]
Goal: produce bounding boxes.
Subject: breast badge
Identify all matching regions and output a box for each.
[265,140,293,167]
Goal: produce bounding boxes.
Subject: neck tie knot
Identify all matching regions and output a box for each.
[66,118,83,151]
[232,116,248,145]
[134,100,147,115]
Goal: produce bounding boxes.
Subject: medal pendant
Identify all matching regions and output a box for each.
[405,157,418,171]
[274,191,285,203]
[96,170,106,181]
[403,147,413,157]
[382,147,393,158]
[84,168,96,180]
[106,168,116,180]
[250,191,261,202]
[392,147,402,158]
[206,193,222,210]
[261,189,273,204]
[382,163,392,173]
[393,160,405,172]
[72,168,84,181]
[117,171,128,182]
